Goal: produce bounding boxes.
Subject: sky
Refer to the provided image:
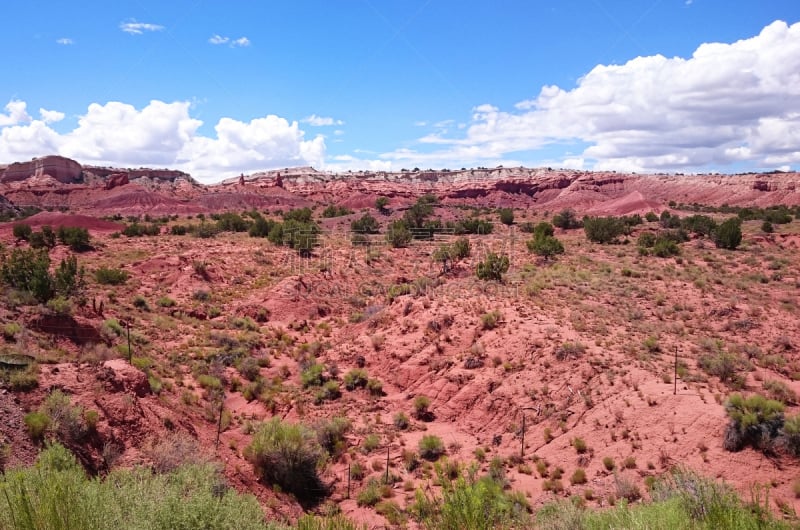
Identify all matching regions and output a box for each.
[0,1,799,183]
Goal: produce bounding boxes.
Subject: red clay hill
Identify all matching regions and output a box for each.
[1,155,799,215]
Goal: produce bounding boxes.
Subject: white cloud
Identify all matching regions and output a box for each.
[384,20,800,173]
[323,154,392,173]
[39,108,65,124]
[0,99,327,183]
[56,38,73,45]
[120,20,164,35]
[209,35,250,48]
[302,114,343,126]
[0,100,31,126]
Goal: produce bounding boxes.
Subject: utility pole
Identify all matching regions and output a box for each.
[385,446,390,485]
[520,413,526,458]
[215,393,225,451]
[674,345,678,396]
[126,320,132,363]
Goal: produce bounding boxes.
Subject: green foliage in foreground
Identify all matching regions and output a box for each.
[2,445,793,530]
[0,443,276,530]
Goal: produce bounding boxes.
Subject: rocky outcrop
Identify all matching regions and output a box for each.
[0,155,82,184]
[104,173,129,190]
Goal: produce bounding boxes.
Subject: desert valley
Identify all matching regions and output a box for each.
[1,155,800,529]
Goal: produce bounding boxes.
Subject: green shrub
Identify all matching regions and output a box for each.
[698,351,748,386]
[56,226,91,251]
[781,414,800,457]
[314,416,351,457]
[652,238,680,257]
[527,234,564,260]
[553,209,582,229]
[244,417,327,501]
[386,220,412,248]
[1,248,54,302]
[3,322,21,340]
[572,437,588,454]
[362,434,380,453]
[570,468,587,485]
[95,267,129,285]
[603,456,615,471]
[366,378,383,396]
[301,363,325,388]
[480,310,501,330]
[12,223,32,241]
[132,295,149,310]
[763,379,797,405]
[412,473,530,529]
[475,252,509,281]
[357,478,382,507]
[498,208,514,225]
[713,218,743,250]
[451,237,471,259]
[343,368,368,390]
[24,411,50,441]
[375,196,389,212]
[413,395,432,420]
[393,412,410,430]
[723,393,784,452]
[157,296,176,308]
[583,216,626,243]
[418,434,445,460]
[350,213,379,233]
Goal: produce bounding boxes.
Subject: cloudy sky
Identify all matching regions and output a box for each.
[0,1,798,183]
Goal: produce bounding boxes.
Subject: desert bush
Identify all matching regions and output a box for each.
[362,434,380,454]
[603,456,615,471]
[12,223,32,241]
[0,443,271,530]
[95,266,129,285]
[24,411,50,441]
[713,218,743,250]
[418,435,445,461]
[301,363,325,388]
[583,216,625,243]
[1,248,54,302]
[143,431,204,473]
[552,209,582,229]
[681,215,717,237]
[357,478,382,507]
[366,378,383,396]
[652,238,681,257]
[244,417,327,501]
[350,213,379,234]
[314,416,350,457]
[780,414,800,457]
[480,310,501,330]
[570,468,587,485]
[698,351,748,386]
[55,226,91,251]
[763,379,797,405]
[527,234,564,261]
[413,395,432,420]
[343,368,368,390]
[385,220,412,248]
[554,342,586,361]
[393,412,410,430]
[414,473,530,529]
[723,393,784,452]
[475,252,509,281]
[498,208,514,225]
[238,357,261,381]
[572,437,588,454]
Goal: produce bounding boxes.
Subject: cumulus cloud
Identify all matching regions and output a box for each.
[0,100,31,126]
[231,37,250,47]
[385,20,800,172]
[56,38,73,45]
[39,108,64,124]
[209,34,229,45]
[0,100,327,183]
[302,115,344,127]
[120,20,164,35]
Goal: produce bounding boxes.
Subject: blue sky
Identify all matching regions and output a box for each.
[1,1,799,182]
